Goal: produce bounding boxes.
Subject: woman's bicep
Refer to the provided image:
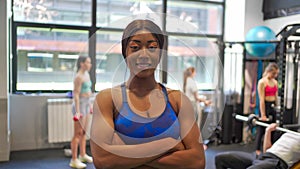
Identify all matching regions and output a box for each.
[90,91,121,168]
[177,92,203,149]
[177,93,198,138]
[90,92,115,146]
[73,77,82,95]
[178,99,205,167]
[257,81,265,100]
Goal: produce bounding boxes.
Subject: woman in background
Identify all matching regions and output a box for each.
[183,67,211,122]
[255,62,279,157]
[69,56,93,169]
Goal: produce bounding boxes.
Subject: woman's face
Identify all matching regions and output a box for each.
[81,57,92,72]
[192,70,196,77]
[125,30,160,78]
[268,69,279,79]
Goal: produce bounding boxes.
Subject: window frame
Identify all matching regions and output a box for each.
[11,0,225,93]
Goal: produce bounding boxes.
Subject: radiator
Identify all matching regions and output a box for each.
[47,98,74,143]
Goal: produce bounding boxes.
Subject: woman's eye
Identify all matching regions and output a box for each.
[130,46,139,51]
[148,46,157,52]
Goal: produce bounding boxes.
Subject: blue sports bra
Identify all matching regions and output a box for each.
[114,83,180,145]
[81,81,91,93]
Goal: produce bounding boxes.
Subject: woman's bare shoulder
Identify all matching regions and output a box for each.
[73,74,83,83]
[165,87,185,111]
[95,86,122,110]
[97,85,122,94]
[166,88,182,98]
[258,79,266,86]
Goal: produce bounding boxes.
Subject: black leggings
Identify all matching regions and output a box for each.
[255,101,276,151]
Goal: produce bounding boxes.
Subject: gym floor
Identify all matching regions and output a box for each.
[0,142,255,169]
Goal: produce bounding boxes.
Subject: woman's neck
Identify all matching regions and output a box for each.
[126,76,158,96]
[78,69,86,75]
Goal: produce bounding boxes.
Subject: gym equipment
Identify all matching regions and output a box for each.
[222,104,233,144]
[276,24,300,125]
[73,114,83,121]
[221,103,243,144]
[235,114,300,136]
[245,26,277,57]
[219,24,300,145]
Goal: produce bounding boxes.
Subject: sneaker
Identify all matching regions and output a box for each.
[79,154,93,163]
[69,159,87,169]
[64,148,72,157]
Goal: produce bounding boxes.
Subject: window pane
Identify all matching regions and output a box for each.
[17,27,88,91]
[167,36,220,90]
[95,31,123,91]
[97,0,163,28]
[27,53,53,72]
[167,1,223,35]
[13,0,92,26]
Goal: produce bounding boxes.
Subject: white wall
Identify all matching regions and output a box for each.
[0,0,8,98]
[224,0,246,41]
[244,0,300,36]
[264,15,300,34]
[244,0,264,35]
[9,95,66,151]
[0,0,10,162]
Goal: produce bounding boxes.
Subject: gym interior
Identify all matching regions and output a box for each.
[0,0,300,169]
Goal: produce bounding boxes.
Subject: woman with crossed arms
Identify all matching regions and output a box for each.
[90,19,205,169]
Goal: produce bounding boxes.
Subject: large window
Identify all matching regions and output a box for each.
[16,27,88,91]
[167,35,220,90]
[12,0,225,92]
[13,0,92,26]
[95,30,123,91]
[97,0,163,28]
[167,1,223,35]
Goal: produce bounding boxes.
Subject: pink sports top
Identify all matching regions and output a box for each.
[265,84,277,96]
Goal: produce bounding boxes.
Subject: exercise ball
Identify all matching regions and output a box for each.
[245,26,276,57]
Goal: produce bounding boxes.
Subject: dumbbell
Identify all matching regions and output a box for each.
[235,114,300,136]
[73,113,83,121]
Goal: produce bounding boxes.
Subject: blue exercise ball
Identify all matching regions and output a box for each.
[245,26,277,57]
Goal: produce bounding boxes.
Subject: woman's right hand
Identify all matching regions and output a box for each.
[73,112,82,121]
[266,123,277,132]
[260,115,268,121]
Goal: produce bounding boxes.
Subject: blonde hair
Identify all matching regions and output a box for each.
[183,67,195,93]
[263,62,279,77]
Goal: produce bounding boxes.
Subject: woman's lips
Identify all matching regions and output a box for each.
[136,63,151,69]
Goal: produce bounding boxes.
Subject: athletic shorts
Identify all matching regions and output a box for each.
[72,97,91,116]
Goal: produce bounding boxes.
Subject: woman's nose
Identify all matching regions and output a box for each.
[139,48,149,58]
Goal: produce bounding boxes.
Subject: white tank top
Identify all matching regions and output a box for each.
[185,77,198,102]
[267,132,300,167]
